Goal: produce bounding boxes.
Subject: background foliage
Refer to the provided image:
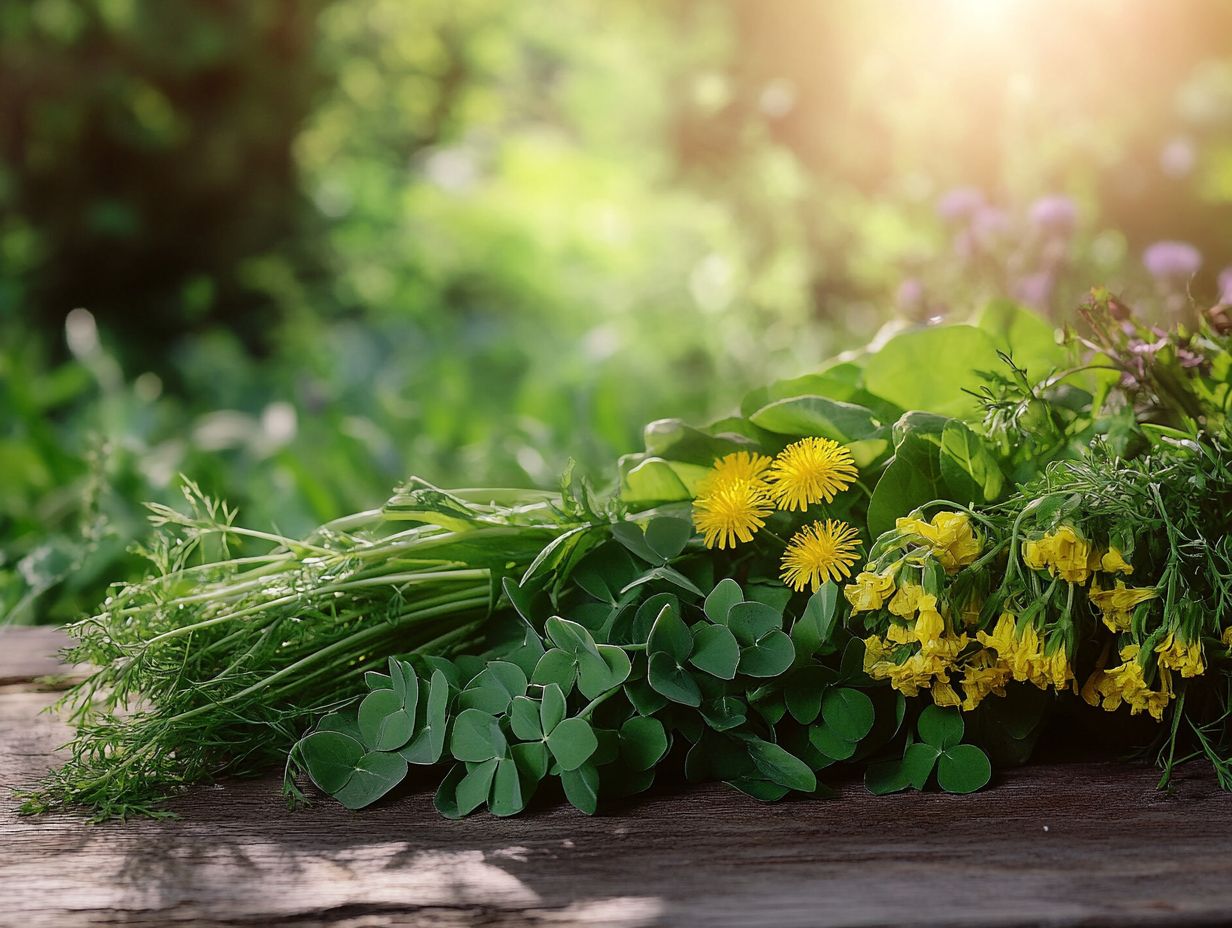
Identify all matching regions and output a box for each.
[3,0,1232,623]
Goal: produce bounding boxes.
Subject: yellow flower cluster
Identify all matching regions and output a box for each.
[691,441,863,592]
[894,511,983,573]
[862,585,971,707]
[976,612,1073,692]
[1081,644,1173,721]
[1022,526,1133,584]
[1087,580,1157,632]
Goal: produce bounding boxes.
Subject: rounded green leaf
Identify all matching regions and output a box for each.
[434,765,468,819]
[728,601,782,646]
[489,756,529,817]
[561,762,600,815]
[450,708,506,763]
[865,759,912,796]
[299,730,364,795]
[647,603,693,662]
[738,631,795,677]
[746,739,816,793]
[539,682,567,734]
[400,669,451,765]
[689,623,740,680]
[630,592,679,644]
[809,723,857,761]
[645,517,692,561]
[577,644,632,699]
[546,616,602,658]
[456,758,499,815]
[509,696,543,741]
[358,688,414,752]
[531,648,577,692]
[785,666,829,724]
[903,742,942,789]
[332,751,409,810]
[918,704,965,749]
[647,651,702,707]
[937,744,992,794]
[619,716,669,771]
[511,740,550,782]
[546,717,599,771]
[821,688,875,742]
[704,578,744,625]
[700,696,747,732]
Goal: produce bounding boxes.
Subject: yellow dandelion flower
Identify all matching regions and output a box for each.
[692,481,772,550]
[697,451,773,495]
[766,437,859,511]
[780,519,861,592]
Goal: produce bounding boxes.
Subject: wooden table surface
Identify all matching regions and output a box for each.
[3,625,1232,928]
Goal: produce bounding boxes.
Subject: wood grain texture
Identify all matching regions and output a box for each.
[3,627,1232,928]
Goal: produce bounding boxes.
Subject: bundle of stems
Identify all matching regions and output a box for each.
[22,479,588,819]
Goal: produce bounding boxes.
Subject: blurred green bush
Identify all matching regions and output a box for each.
[3,0,1232,623]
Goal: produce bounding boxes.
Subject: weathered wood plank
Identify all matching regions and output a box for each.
[0,626,71,686]
[3,627,1232,928]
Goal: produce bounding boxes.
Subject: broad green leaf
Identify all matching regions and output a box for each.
[299,730,364,795]
[865,759,912,795]
[561,762,601,815]
[456,758,498,815]
[728,601,782,646]
[645,517,692,561]
[864,325,999,418]
[358,688,414,752]
[700,695,747,731]
[625,677,669,716]
[704,578,743,625]
[489,756,528,817]
[746,739,816,793]
[903,742,942,789]
[511,740,550,782]
[546,616,603,660]
[918,704,965,749]
[748,395,881,442]
[647,651,702,706]
[457,661,527,716]
[738,630,795,678]
[937,744,992,794]
[809,723,857,761]
[647,603,693,662]
[791,584,840,660]
[509,696,543,741]
[531,648,577,692]
[315,710,362,741]
[546,717,599,771]
[619,716,669,771]
[629,592,680,644]
[975,299,1068,383]
[821,688,875,742]
[784,667,829,724]
[689,623,740,679]
[577,644,632,699]
[365,671,392,691]
[620,456,694,504]
[434,765,467,819]
[332,751,409,810]
[939,419,1004,504]
[450,709,507,763]
[539,682,567,734]
[609,521,661,564]
[400,669,450,765]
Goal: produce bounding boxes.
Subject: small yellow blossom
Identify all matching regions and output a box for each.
[931,678,963,708]
[1082,644,1173,721]
[844,570,897,613]
[1155,632,1205,678]
[862,635,890,673]
[1022,525,1093,583]
[766,437,859,511]
[692,481,772,550]
[780,519,862,592]
[897,511,982,572]
[1099,547,1133,576]
[959,650,1012,711]
[887,582,925,618]
[1222,627,1232,648]
[1088,580,1157,632]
